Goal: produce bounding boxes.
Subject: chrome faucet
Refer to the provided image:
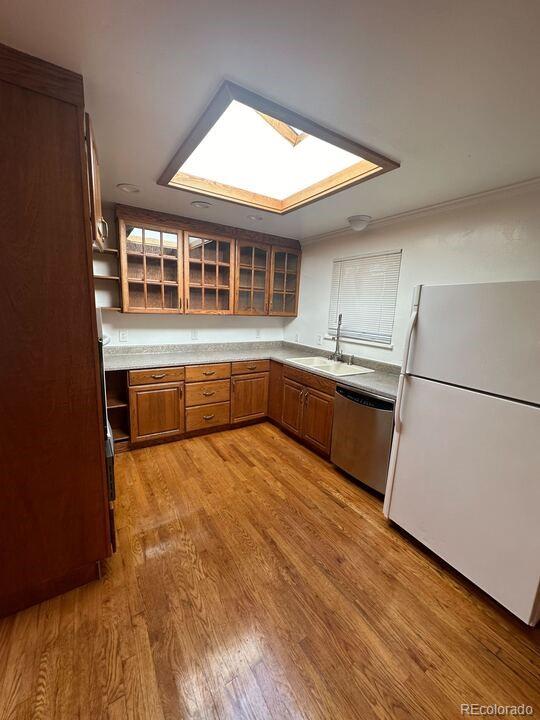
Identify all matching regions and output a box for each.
[329,313,344,361]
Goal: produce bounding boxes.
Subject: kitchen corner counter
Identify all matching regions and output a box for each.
[104,341,400,400]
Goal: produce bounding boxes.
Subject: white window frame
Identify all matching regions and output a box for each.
[328,249,402,348]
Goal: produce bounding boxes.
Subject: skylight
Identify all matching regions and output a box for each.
[158,82,399,215]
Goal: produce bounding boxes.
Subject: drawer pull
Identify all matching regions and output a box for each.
[202,391,215,397]
[151,373,166,379]
[203,370,216,376]
[247,365,257,370]
[203,414,215,421]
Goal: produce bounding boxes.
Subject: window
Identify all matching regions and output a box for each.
[328,250,402,345]
[158,82,399,214]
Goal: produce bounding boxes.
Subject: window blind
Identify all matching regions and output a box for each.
[328,250,402,344]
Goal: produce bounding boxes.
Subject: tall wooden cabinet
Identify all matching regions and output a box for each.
[0,43,112,616]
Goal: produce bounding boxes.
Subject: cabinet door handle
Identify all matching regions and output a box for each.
[202,391,215,397]
[203,414,215,421]
[203,370,216,376]
[152,373,166,379]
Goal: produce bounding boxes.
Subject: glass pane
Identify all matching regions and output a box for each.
[204,264,216,286]
[239,267,251,289]
[239,245,252,266]
[218,265,230,287]
[218,289,230,311]
[144,229,161,255]
[274,251,286,271]
[287,253,298,272]
[284,293,296,313]
[146,256,162,282]
[272,292,284,313]
[205,288,217,310]
[253,291,265,313]
[146,284,162,309]
[162,232,178,257]
[273,272,285,291]
[163,259,177,282]
[127,255,143,280]
[163,285,178,310]
[204,239,217,262]
[189,237,203,260]
[253,269,266,290]
[286,273,297,292]
[128,281,145,308]
[217,241,230,263]
[189,261,202,285]
[254,247,267,269]
[126,226,143,254]
[238,290,251,312]
[189,287,202,310]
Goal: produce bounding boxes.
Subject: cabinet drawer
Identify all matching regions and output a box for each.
[185,363,231,382]
[185,379,230,407]
[129,366,184,386]
[283,365,336,396]
[186,402,230,432]
[231,359,270,375]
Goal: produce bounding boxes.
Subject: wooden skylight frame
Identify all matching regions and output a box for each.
[158,81,400,215]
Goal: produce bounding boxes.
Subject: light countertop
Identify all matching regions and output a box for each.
[104,341,400,400]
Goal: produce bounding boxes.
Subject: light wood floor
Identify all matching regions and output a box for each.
[1,423,539,719]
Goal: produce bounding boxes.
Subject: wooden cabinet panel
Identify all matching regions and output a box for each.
[281,378,304,436]
[129,382,184,442]
[302,388,334,454]
[185,233,234,314]
[185,363,231,382]
[231,359,270,375]
[185,379,230,407]
[268,360,283,423]
[235,240,270,315]
[85,114,106,250]
[269,247,301,316]
[129,366,185,386]
[186,402,230,432]
[231,372,269,423]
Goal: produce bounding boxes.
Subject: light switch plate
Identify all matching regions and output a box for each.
[119,329,128,343]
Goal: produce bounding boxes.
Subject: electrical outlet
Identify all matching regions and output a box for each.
[294,333,299,343]
[255,328,261,339]
[316,334,323,346]
[191,328,198,341]
[119,329,128,343]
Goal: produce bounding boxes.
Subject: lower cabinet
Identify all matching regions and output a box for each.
[231,372,269,422]
[129,382,185,443]
[281,373,335,455]
[281,378,304,435]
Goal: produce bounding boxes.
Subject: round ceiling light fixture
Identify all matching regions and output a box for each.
[347,214,372,232]
[191,200,212,209]
[116,183,140,193]
[247,214,263,222]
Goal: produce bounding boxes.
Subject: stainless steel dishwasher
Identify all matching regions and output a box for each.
[331,386,394,494]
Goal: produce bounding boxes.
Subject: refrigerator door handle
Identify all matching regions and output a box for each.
[394,306,418,433]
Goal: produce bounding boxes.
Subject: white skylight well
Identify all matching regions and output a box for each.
[158,82,399,214]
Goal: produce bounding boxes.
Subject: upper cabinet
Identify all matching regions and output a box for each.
[185,233,234,314]
[269,248,301,316]
[85,115,107,251]
[115,206,301,317]
[235,240,270,315]
[118,219,183,313]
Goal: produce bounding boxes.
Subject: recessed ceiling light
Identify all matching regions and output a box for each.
[247,214,263,221]
[116,183,140,193]
[191,200,212,209]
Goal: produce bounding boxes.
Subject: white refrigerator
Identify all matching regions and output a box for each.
[384,281,540,625]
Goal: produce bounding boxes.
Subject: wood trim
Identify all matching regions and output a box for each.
[116,203,300,250]
[157,80,399,214]
[0,42,84,107]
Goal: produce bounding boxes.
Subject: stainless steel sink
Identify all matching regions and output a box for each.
[287,356,375,377]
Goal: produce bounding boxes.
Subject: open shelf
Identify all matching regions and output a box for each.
[94,274,120,281]
[93,247,119,255]
[112,427,129,442]
[106,394,127,409]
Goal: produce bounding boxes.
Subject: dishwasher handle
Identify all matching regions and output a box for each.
[335,386,393,412]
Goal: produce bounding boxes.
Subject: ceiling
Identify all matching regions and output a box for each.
[1,0,539,242]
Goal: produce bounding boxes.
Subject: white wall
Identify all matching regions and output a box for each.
[285,183,540,365]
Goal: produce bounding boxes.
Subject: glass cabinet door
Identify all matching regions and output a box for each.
[269,248,300,316]
[185,233,234,313]
[121,221,182,313]
[235,241,270,315]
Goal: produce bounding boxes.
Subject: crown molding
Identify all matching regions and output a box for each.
[301,176,540,246]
